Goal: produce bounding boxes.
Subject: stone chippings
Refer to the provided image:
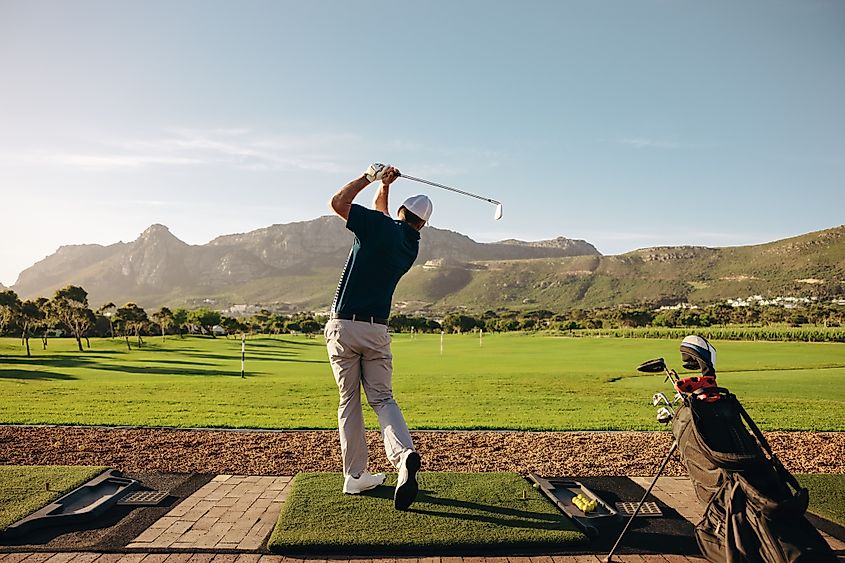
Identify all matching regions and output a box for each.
[0,427,842,476]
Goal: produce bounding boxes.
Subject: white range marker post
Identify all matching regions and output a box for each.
[480,328,483,347]
[440,330,444,355]
[241,333,246,379]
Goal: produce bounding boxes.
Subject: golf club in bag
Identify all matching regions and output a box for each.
[606,337,836,563]
[399,173,503,220]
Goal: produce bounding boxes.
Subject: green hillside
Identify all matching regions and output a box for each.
[399,225,845,311]
[154,224,845,312]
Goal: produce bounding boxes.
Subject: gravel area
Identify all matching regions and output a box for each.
[1,426,842,476]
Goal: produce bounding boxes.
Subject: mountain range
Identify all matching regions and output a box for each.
[11,219,845,313]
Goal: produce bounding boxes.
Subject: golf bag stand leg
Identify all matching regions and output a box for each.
[604,440,678,563]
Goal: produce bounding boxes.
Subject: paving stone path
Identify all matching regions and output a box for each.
[0,554,710,562]
[127,476,291,551]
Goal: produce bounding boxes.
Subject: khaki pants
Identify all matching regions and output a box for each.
[325,318,414,477]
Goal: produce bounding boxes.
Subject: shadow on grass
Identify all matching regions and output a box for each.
[92,363,251,377]
[360,486,567,530]
[140,358,217,367]
[181,351,328,364]
[0,356,102,368]
[0,369,78,381]
[247,338,324,348]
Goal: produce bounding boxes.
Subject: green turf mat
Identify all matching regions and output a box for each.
[0,465,109,531]
[798,474,845,527]
[268,472,586,554]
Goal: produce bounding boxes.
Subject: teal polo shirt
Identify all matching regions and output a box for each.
[331,204,421,319]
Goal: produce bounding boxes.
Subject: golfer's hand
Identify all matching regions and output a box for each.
[365,163,386,183]
[381,166,400,186]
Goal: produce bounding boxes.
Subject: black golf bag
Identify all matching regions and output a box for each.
[671,386,836,562]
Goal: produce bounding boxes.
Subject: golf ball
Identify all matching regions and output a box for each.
[533,482,540,489]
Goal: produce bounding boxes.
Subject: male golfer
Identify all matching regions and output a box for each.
[326,163,432,510]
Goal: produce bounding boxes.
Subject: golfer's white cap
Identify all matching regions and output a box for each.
[401,194,433,223]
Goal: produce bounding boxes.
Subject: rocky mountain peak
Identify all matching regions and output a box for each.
[136,224,186,246]
[497,236,600,254]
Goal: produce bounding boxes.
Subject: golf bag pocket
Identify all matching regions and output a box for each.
[737,475,833,563]
[695,481,732,562]
[695,473,836,563]
[696,477,762,563]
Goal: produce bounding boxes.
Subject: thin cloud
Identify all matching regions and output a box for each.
[57,154,205,169]
[0,128,505,181]
[615,137,680,149]
[0,128,361,173]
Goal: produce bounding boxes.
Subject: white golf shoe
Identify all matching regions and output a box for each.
[343,470,386,494]
[394,450,421,510]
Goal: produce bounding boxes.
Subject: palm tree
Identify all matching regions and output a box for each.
[152,307,175,341]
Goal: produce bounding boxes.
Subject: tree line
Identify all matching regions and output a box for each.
[434,302,844,334]
[0,285,324,356]
[2,285,842,356]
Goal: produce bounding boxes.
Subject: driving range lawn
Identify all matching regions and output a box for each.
[798,474,845,527]
[0,465,108,531]
[268,472,585,554]
[1,334,843,430]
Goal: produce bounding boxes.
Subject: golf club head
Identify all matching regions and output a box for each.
[494,203,503,221]
[652,392,670,407]
[656,407,674,424]
[673,392,683,404]
[637,358,666,373]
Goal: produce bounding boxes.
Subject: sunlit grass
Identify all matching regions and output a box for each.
[1,334,843,430]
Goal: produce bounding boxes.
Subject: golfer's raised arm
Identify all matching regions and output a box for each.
[373,166,400,216]
[330,163,394,221]
[330,175,370,221]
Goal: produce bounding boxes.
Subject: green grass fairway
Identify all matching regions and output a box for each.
[1,334,843,430]
[0,465,108,531]
[798,474,845,527]
[267,472,585,554]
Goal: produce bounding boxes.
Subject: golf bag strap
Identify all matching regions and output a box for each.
[736,399,803,492]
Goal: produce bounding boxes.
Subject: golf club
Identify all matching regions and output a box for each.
[399,173,503,220]
[637,356,680,385]
[656,407,674,424]
[652,392,671,408]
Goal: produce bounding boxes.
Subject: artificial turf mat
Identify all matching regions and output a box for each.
[268,472,586,554]
[1,472,213,548]
[0,465,108,531]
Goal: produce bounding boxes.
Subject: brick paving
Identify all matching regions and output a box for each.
[0,553,822,561]
[126,475,292,551]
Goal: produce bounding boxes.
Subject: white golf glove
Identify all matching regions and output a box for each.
[365,163,387,183]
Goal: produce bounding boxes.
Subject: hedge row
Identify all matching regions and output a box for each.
[557,326,845,342]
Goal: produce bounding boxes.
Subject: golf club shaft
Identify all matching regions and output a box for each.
[400,174,500,205]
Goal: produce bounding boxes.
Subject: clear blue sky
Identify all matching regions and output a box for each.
[1,0,843,286]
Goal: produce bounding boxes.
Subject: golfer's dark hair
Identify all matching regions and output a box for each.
[400,207,425,229]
